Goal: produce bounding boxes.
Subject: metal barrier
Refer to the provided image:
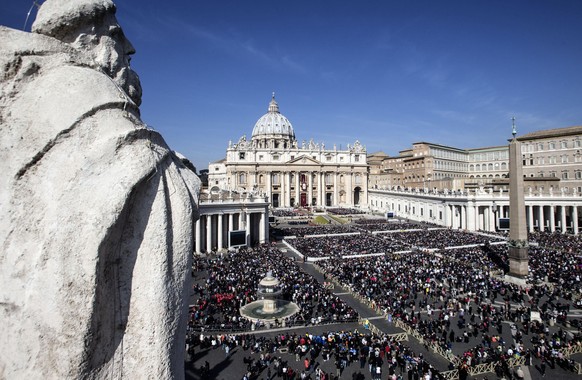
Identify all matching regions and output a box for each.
[439,369,459,380]
[469,356,525,377]
[358,317,408,342]
[558,344,582,375]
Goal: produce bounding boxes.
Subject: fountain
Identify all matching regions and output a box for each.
[239,271,300,325]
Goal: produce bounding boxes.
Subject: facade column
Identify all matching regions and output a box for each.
[280,172,286,207]
[295,173,300,207]
[317,172,323,207]
[217,213,223,250]
[461,205,466,230]
[206,214,213,252]
[308,172,313,206]
[549,205,556,232]
[347,173,353,206]
[246,212,251,246]
[266,172,272,202]
[195,218,201,253]
[285,172,290,207]
[539,206,545,232]
[573,206,579,235]
[333,172,338,206]
[528,205,534,233]
[561,205,567,233]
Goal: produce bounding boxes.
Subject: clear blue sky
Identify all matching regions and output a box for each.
[2,1,582,171]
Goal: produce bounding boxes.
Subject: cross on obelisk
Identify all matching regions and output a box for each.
[508,117,529,277]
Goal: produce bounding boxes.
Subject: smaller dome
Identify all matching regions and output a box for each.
[251,94,296,141]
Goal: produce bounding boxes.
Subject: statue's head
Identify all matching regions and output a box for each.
[32,0,142,106]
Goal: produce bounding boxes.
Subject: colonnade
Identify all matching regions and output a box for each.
[194,210,268,254]
[369,189,582,235]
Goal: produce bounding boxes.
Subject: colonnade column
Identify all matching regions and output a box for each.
[206,214,213,252]
[259,212,266,243]
[528,205,534,233]
[489,206,496,232]
[460,205,466,230]
[539,206,545,232]
[561,205,567,233]
[195,218,201,253]
[573,206,579,235]
[246,212,251,246]
[549,205,555,232]
[466,204,473,230]
[217,213,223,249]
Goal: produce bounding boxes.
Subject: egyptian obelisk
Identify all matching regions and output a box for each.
[508,118,529,277]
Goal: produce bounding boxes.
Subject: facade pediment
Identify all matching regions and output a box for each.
[286,155,321,165]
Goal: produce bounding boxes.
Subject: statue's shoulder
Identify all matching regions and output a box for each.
[1,27,135,127]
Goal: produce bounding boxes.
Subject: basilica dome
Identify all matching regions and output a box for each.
[251,94,296,142]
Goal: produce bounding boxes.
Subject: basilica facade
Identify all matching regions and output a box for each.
[208,95,368,208]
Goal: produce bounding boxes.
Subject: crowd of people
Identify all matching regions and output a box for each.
[354,219,440,232]
[189,245,358,333]
[277,225,359,238]
[312,232,581,372]
[272,209,308,218]
[382,229,504,250]
[189,219,581,378]
[288,234,394,258]
[327,208,367,215]
[286,228,505,258]
[186,329,443,380]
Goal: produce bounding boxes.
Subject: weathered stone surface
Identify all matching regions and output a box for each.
[0,1,200,378]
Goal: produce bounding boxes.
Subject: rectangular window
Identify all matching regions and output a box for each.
[239,152,245,160]
[562,172,569,179]
[561,141,568,149]
[355,155,360,162]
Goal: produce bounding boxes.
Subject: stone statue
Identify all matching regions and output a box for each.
[0,0,200,378]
